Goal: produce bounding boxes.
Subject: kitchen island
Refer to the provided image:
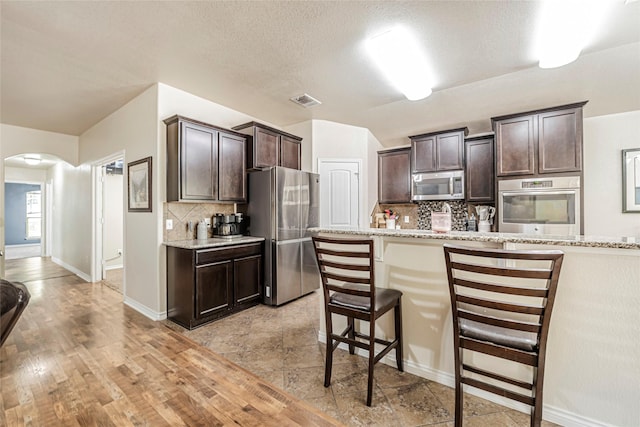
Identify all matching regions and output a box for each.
[309,227,640,427]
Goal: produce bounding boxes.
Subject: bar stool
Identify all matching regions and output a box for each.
[443,243,564,427]
[312,236,403,406]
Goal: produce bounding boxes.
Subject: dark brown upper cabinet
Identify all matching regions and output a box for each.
[232,122,302,170]
[410,128,468,173]
[164,115,247,203]
[378,147,411,204]
[465,135,495,203]
[492,102,587,177]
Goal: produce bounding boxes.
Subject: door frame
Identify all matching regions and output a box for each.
[91,151,125,284]
[317,158,363,228]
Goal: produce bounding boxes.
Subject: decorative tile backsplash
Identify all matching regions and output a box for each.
[164,202,244,241]
[417,201,468,231]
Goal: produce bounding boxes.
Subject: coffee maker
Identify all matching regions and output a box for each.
[212,213,246,238]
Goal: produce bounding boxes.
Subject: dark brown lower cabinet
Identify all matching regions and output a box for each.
[167,242,262,329]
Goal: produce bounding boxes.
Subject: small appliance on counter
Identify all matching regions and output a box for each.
[212,213,247,238]
[476,205,496,232]
[431,203,452,233]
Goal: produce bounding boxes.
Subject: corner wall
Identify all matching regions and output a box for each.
[79,85,160,317]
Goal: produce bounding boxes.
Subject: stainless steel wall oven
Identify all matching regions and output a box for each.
[498,176,581,235]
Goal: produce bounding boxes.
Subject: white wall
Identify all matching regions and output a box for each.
[80,85,160,317]
[48,161,92,278]
[1,124,79,165]
[104,173,123,269]
[583,110,640,237]
[5,166,48,184]
[283,120,313,172]
[1,124,79,277]
[309,120,383,227]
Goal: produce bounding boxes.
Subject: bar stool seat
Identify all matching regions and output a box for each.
[330,286,402,312]
[460,318,537,352]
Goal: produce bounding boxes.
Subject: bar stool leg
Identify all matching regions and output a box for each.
[395,300,404,372]
[348,316,355,355]
[366,320,376,406]
[324,313,334,388]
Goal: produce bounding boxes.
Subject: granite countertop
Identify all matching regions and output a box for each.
[164,236,265,250]
[309,227,640,250]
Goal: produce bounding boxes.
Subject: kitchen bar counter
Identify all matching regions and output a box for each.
[163,235,265,250]
[311,227,640,426]
[308,226,640,250]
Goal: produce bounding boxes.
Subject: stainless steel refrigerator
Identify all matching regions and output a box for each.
[247,167,320,306]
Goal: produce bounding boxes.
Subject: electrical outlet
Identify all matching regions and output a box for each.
[166,219,173,230]
[204,218,211,227]
[404,216,410,223]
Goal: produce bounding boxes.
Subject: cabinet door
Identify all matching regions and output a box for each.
[378,149,411,203]
[495,115,536,176]
[233,254,261,305]
[465,138,495,202]
[411,136,436,173]
[538,108,582,174]
[195,261,232,319]
[254,127,279,168]
[280,135,301,170]
[436,131,464,171]
[181,122,218,200]
[219,132,246,202]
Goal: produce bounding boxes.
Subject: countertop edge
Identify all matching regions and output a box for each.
[164,236,265,250]
[308,228,640,250]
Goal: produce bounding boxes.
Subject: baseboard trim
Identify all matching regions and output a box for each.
[51,257,91,282]
[105,264,123,271]
[317,331,608,427]
[123,297,167,321]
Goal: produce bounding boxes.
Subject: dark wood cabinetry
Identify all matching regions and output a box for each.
[492,102,586,177]
[164,115,247,202]
[378,147,411,204]
[410,128,467,173]
[465,136,495,203]
[233,122,302,170]
[167,242,263,329]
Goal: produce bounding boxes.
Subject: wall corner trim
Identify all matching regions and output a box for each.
[124,297,167,321]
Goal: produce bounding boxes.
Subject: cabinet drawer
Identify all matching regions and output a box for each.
[196,243,262,265]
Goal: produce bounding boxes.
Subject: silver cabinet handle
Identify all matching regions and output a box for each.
[449,177,454,195]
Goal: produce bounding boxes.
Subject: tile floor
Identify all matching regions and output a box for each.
[168,291,559,427]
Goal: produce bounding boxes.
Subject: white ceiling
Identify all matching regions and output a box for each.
[1,1,639,147]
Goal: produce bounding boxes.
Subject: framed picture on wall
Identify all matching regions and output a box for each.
[128,156,152,212]
[622,148,640,213]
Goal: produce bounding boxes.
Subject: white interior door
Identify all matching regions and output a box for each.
[318,159,360,228]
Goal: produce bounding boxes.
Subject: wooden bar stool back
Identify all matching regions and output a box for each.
[312,236,403,406]
[443,243,564,427]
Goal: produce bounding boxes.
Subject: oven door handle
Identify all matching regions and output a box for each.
[500,190,577,197]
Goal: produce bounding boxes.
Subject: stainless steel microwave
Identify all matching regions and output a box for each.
[411,170,465,201]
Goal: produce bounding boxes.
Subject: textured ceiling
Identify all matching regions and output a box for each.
[1,1,639,147]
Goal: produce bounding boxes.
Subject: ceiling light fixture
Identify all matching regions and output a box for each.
[367,27,433,101]
[536,0,612,69]
[24,156,41,166]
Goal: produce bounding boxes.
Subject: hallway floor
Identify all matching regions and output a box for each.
[169,291,558,427]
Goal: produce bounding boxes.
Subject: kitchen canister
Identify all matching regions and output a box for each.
[196,220,208,240]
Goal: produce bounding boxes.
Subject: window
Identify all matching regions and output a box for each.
[26,190,41,239]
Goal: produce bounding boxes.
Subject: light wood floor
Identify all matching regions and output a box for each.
[1,258,342,427]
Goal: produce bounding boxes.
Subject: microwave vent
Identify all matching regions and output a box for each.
[521,180,552,189]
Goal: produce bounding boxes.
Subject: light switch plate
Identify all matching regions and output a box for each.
[166,219,173,230]
[404,216,410,223]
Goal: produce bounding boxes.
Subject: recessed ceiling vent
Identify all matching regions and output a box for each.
[290,93,322,108]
